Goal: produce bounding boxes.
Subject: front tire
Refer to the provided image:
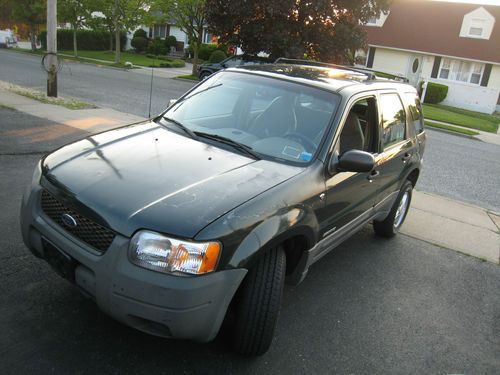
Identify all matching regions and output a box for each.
[374,180,413,238]
[232,247,286,356]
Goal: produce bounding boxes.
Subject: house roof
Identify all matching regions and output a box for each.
[364,0,500,65]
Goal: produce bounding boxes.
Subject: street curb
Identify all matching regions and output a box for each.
[171,77,199,83]
[425,125,479,140]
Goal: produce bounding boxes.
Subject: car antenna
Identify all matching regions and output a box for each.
[148,57,155,118]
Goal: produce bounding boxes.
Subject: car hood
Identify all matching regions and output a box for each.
[41,121,302,238]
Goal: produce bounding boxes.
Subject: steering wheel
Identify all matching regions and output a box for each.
[284,132,317,152]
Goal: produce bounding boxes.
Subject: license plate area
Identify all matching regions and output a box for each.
[42,238,77,282]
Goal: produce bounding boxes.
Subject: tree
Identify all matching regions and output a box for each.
[58,0,95,57]
[4,0,46,51]
[95,0,150,63]
[205,0,390,64]
[152,0,206,75]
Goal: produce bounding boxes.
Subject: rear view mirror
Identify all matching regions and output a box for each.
[329,149,375,174]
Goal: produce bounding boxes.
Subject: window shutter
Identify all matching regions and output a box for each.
[431,56,441,78]
[481,64,492,87]
[366,47,376,68]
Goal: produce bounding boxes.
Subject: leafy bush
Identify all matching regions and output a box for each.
[39,30,126,51]
[187,43,229,60]
[147,37,167,56]
[131,36,148,53]
[164,35,177,49]
[209,50,226,63]
[133,28,147,39]
[424,82,449,104]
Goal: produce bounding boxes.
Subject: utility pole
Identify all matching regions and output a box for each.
[47,0,58,97]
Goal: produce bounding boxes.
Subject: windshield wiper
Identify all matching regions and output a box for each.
[161,117,198,140]
[194,132,261,160]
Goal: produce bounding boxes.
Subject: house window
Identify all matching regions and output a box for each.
[438,58,484,85]
[468,19,484,37]
[153,24,167,38]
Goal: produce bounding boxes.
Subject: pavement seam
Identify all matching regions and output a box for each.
[399,232,500,265]
[410,206,499,233]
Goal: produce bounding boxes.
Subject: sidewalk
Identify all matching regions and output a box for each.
[402,191,500,264]
[1,87,498,265]
[426,118,500,146]
[0,85,146,134]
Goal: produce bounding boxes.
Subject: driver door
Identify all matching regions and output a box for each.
[319,94,381,239]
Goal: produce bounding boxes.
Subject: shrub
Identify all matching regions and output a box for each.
[39,30,126,51]
[209,50,226,63]
[131,36,148,53]
[147,37,167,56]
[164,35,177,49]
[424,82,449,104]
[133,28,147,39]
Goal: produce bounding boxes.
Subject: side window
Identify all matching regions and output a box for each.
[404,93,425,134]
[337,97,378,155]
[224,57,243,67]
[380,93,406,149]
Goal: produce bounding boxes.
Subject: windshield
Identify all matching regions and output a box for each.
[160,71,340,164]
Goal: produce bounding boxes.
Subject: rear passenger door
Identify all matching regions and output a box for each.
[373,91,416,210]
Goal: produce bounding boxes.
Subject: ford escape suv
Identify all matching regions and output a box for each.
[21,61,426,356]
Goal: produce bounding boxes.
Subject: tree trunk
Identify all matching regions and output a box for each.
[114,28,121,63]
[191,26,204,76]
[29,24,37,51]
[73,25,78,57]
[109,31,113,51]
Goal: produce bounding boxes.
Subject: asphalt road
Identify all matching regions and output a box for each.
[419,129,500,213]
[1,108,499,374]
[0,49,195,117]
[1,49,499,212]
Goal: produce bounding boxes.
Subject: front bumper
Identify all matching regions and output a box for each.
[20,180,247,342]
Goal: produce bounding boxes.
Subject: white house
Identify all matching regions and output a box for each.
[361,0,500,114]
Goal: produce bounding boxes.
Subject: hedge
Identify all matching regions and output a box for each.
[209,50,226,63]
[424,82,449,104]
[39,29,127,51]
[188,43,228,60]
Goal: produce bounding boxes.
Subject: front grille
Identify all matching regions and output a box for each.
[40,190,115,253]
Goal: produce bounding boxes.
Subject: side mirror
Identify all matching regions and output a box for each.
[221,63,227,68]
[329,149,375,174]
[168,99,177,107]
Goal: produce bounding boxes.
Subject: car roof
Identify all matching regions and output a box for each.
[227,64,417,96]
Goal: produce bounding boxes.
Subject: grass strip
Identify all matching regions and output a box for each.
[9,86,93,110]
[176,74,199,81]
[425,120,480,136]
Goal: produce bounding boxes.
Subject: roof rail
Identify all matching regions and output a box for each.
[273,57,409,82]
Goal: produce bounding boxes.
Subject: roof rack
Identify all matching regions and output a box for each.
[273,57,408,82]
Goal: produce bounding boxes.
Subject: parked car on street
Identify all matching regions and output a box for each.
[21,61,426,356]
[197,54,273,80]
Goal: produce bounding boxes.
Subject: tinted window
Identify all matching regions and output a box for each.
[404,93,424,134]
[224,57,243,67]
[380,93,406,149]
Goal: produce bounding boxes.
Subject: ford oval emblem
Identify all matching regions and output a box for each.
[61,213,77,228]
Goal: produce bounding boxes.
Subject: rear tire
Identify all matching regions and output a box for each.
[374,180,413,238]
[232,247,286,356]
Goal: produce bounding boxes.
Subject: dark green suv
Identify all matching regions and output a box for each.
[21,62,426,356]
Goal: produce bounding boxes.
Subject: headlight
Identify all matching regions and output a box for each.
[129,230,221,275]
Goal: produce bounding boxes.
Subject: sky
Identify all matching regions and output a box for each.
[433,0,500,4]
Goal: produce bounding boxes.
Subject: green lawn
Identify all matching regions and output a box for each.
[425,120,480,136]
[12,48,184,68]
[59,50,185,68]
[423,104,499,133]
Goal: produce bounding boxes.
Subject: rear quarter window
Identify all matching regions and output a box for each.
[380,93,406,149]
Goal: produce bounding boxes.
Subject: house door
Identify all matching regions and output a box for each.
[406,55,423,87]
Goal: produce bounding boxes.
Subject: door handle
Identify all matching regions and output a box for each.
[367,170,380,182]
[402,153,412,162]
